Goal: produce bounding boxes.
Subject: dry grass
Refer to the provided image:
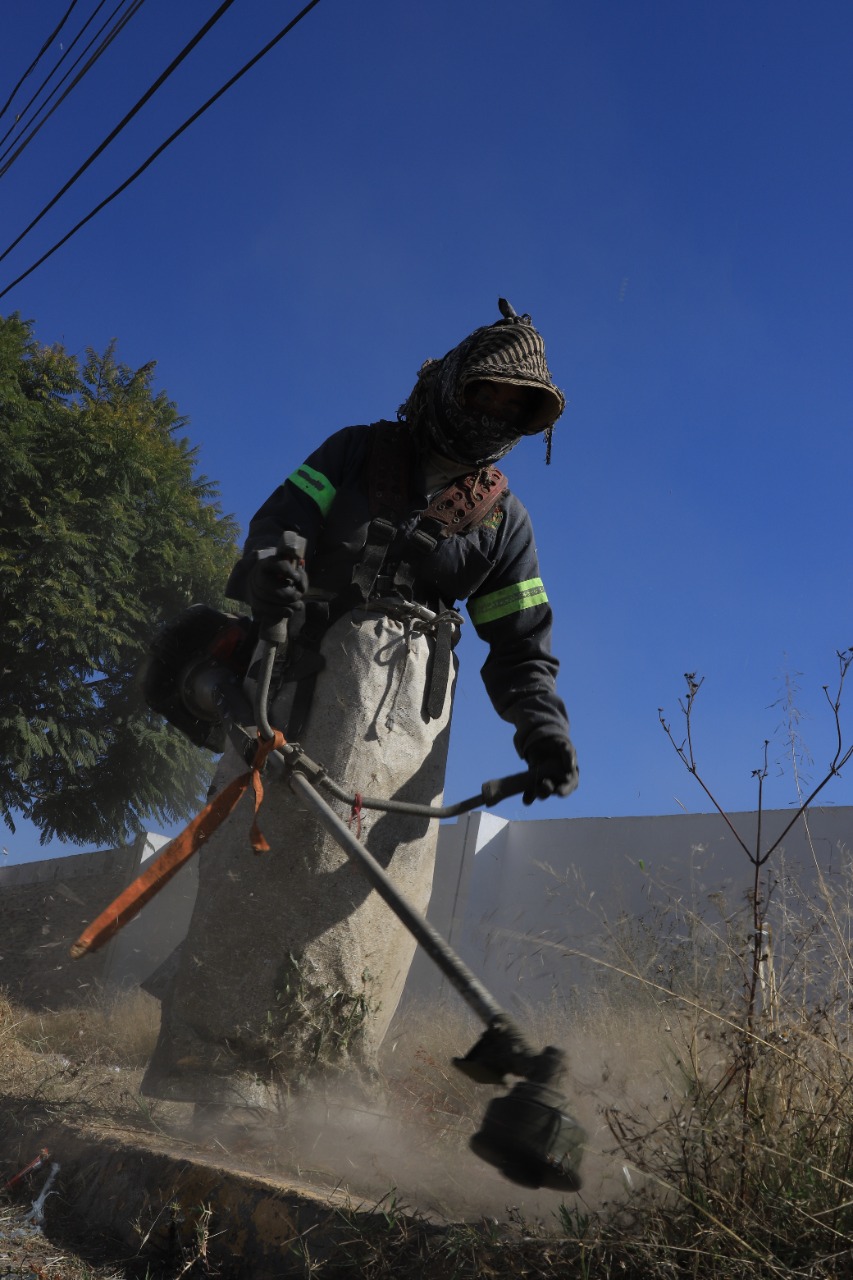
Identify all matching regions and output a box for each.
[531,842,853,1279]
[9,988,160,1068]
[7,847,853,1276]
[379,839,853,1276]
[0,987,163,1138]
[1,1196,121,1279]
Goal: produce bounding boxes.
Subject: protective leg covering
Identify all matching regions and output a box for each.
[140,609,455,1110]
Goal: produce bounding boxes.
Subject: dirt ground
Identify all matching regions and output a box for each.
[1,1195,128,1280]
[0,992,603,1277]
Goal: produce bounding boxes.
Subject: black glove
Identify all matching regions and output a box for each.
[522,738,579,805]
[247,552,308,626]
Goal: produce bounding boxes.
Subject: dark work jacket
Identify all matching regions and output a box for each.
[226,422,570,760]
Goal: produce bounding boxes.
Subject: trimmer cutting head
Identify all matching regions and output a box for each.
[455,1018,586,1191]
[470,1080,585,1191]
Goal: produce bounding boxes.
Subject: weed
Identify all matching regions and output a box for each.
[131,1199,220,1278]
[263,953,378,1087]
[12,987,159,1068]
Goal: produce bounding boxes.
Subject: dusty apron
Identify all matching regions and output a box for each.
[140,604,457,1109]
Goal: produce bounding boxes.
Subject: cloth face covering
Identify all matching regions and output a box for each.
[401,304,566,467]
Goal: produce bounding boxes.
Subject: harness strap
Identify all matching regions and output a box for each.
[351,516,397,599]
[369,419,416,516]
[389,527,439,599]
[362,598,463,722]
[419,466,508,537]
[426,616,455,720]
[282,423,507,732]
[366,420,508,604]
[358,421,416,602]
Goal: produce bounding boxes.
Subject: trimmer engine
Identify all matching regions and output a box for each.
[142,605,255,751]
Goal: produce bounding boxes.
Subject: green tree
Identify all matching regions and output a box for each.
[0,313,240,845]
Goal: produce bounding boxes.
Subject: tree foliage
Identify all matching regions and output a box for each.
[0,313,240,845]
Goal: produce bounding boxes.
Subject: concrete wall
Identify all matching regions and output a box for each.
[0,841,139,1008]
[404,804,853,1014]
[0,833,197,1010]
[3,806,851,1013]
[102,833,197,993]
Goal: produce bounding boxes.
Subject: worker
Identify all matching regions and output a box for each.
[140,299,578,1133]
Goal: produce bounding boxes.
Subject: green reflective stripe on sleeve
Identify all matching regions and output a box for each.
[286,463,337,515]
[468,577,548,625]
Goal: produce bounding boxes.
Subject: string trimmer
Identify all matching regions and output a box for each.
[71,534,585,1192]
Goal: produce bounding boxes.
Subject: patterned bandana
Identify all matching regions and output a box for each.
[398,299,565,466]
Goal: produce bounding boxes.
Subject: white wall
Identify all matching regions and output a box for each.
[402,805,853,1015]
[102,833,197,991]
[8,806,852,1016]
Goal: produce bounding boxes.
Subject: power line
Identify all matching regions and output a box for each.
[0,0,120,158]
[0,0,148,179]
[0,0,147,176]
[0,0,114,154]
[0,0,82,123]
[0,0,240,269]
[0,0,323,301]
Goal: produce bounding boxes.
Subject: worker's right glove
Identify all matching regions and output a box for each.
[522,737,579,805]
[246,551,308,627]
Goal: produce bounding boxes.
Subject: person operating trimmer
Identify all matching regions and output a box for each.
[140,298,578,1134]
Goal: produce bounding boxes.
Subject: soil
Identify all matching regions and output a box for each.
[0,996,600,1277]
[0,1056,577,1278]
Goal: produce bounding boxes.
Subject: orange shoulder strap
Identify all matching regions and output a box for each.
[70,731,285,959]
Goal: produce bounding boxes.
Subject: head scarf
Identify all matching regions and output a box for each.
[398,299,565,466]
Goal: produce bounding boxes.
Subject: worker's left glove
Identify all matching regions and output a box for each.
[522,738,579,805]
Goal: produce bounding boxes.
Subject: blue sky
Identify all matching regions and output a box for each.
[2,0,852,864]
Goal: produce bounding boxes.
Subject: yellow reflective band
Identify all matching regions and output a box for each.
[287,463,336,516]
[468,577,548,625]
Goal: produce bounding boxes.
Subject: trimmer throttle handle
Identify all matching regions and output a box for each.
[481,770,535,807]
[276,530,307,563]
[258,532,308,644]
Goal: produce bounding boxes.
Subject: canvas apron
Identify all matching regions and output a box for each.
[141,604,457,1109]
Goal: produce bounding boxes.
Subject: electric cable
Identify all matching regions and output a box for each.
[0,0,124,160]
[0,0,114,153]
[0,0,82,124]
[0,0,241,269]
[0,0,323,301]
[0,0,147,176]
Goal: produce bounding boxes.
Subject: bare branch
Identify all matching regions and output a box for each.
[760,651,852,864]
[659,674,754,860]
[754,740,768,866]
